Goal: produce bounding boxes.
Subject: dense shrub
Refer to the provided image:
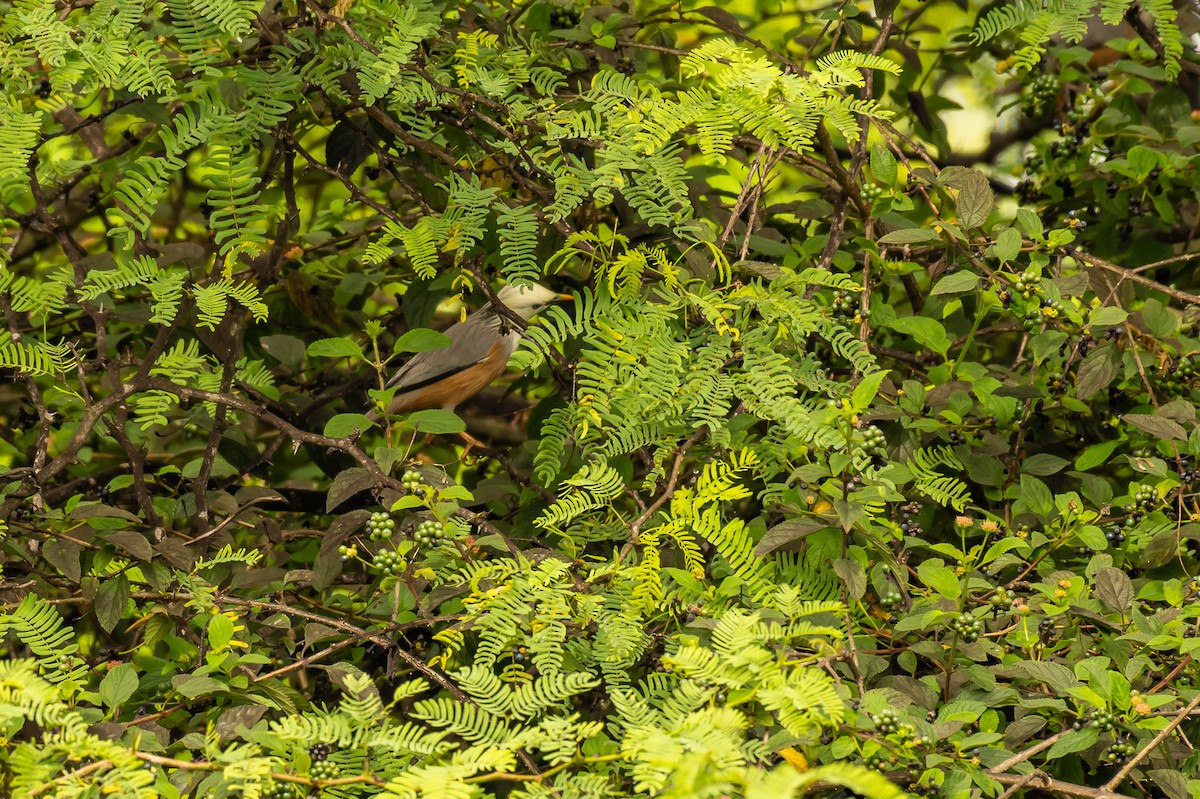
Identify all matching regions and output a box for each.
[1,1,1199,798]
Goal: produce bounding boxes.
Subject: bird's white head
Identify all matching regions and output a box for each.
[494,283,571,320]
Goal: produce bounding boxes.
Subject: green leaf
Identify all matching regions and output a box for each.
[876,309,950,358]
[1021,454,1069,476]
[992,228,1021,262]
[917,559,960,600]
[324,413,374,438]
[955,170,994,229]
[930,271,979,295]
[833,558,866,600]
[207,613,235,652]
[94,575,130,634]
[1094,568,1133,613]
[1046,727,1099,759]
[1141,298,1175,337]
[407,409,466,434]
[1018,474,1054,518]
[395,328,453,354]
[306,337,363,359]
[1075,343,1121,400]
[851,370,889,410]
[1075,440,1121,471]
[870,143,897,186]
[1124,413,1187,441]
[878,228,941,244]
[99,663,138,709]
[1089,306,1127,327]
[172,675,228,699]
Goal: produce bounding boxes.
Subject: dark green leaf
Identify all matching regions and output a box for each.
[1124,413,1187,441]
[1075,343,1121,400]
[833,558,866,600]
[1094,568,1133,613]
[94,575,130,634]
[1021,454,1069,476]
[327,467,374,512]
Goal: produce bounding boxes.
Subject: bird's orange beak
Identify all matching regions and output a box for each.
[558,293,575,302]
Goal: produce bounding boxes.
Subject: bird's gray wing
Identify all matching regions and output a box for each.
[386,311,505,393]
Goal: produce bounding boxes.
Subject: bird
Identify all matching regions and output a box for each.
[368,283,572,420]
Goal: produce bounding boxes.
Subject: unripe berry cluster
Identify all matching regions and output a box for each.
[548,5,581,27]
[309,760,340,781]
[337,544,357,561]
[401,470,424,492]
[949,613,982,642]
[373,549,407,575]
[1101,739,1135,764]
[416,520,444,547]
[264,781,300,799]
[880,591,903,611]
[989,588,1016,610]
[831,290,858,322]
[1012,270,1040,299]
[1085,707,1116,731]
[367,511,395,541]
[861,425,886,453]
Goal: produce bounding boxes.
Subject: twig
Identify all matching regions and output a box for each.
[988,729,1067,774]
[990,772,1136,799]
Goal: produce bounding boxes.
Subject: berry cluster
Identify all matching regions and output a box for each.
[367,511,395,541]
[861,424,886,454]
[1175,456,1198,484]
[1085,707,1116,731]
[309,760,340,781]
[401,470,424,492]
[949,613,983,642]
[548,5,581,27]
[1104,526,1127,547]
[1101,739,1135,764]
[308,743,332,761]
[1023,73,1058,115]
[865,751,900,772]
[880,590,903,612]
[898,501,923,536]
[861,183,885,203]
[415,520,444,547]
[1012,270,1040,299]
[616,56,635,75]
[869,709,926,745]
[337,544,357,561]
[831,290,858,322]
[1063,210,1087,231]
[264,781,300,799]
[989,588,1016,611]
[373,549,407,575]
